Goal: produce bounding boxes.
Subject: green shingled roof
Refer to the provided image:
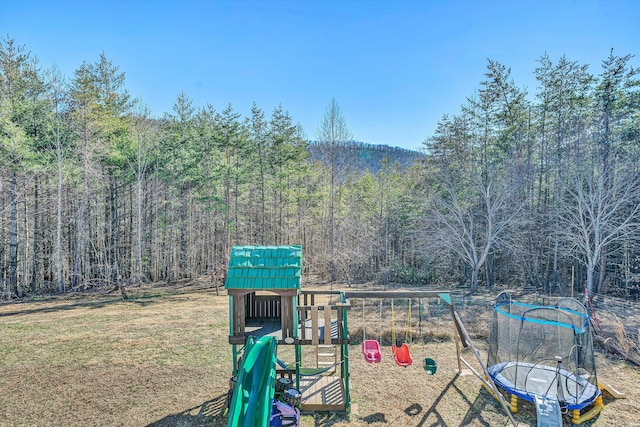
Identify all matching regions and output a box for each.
[225,245,302,289]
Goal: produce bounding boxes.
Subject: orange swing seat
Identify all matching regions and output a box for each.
[392,342,413,367]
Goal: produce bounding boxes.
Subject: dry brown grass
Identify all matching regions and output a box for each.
[0,280,638,427]
[0,281,231,427]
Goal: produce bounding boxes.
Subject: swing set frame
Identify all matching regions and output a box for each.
[351,291,453,368]
[344,289,520,427]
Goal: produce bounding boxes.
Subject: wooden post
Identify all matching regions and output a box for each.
[571,265,575,299]
[232,293,245,339]
[343,300,350,413]
[300,306,307,341]
[281,294,293,340]
[450,303,467,347]
[336,307,344,344]
[324,305,332,344]
[454,328,463,373]
[453,310,518,427]
[311,306,319,346]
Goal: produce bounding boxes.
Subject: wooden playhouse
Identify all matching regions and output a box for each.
[225,245,352,412]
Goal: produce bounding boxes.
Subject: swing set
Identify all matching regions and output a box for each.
[347,289,524,427]
[358,293,438,371]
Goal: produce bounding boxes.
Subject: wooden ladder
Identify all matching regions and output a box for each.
[316,344,337,374]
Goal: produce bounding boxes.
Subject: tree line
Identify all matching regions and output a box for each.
[425,53,640,298]
[1,36,639,299]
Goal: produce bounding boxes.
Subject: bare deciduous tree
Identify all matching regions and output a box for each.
[559,167,640,298]
[315,98,356,281]
[430,169,523,292]
[45,66,68,293]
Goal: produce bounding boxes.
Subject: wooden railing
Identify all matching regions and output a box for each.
[296,302,350,345]
[245,293,281,320]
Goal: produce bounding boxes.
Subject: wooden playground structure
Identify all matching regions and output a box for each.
[225,246,622,426]
[227,246,353,412]
[224,245,522,422]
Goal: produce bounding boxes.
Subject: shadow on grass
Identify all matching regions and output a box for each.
[380,373,523,427]
[460,386,535,427]
[457,386,501,427]
[0,295,162,317]
[146,393,228,427]
[359,412,387,423]
[313,411,356,426]
[0,283,218,318]
[409,374,457,426]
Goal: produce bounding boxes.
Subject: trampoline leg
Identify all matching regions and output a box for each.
[572,409,580,424]
[571,396,604,425]
[510,394,518,413]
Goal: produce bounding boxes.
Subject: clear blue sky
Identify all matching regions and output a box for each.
[2,0,638,150]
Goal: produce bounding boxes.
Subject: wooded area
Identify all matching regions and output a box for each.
[1,36,639,299]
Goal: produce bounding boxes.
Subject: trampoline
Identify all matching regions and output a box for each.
[486,293,600,411]
[487,361,599,410]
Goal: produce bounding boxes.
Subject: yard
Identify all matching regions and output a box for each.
[0,280,638,426]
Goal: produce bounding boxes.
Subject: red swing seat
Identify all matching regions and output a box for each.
[362,340,382,363]
[392,342,413,367]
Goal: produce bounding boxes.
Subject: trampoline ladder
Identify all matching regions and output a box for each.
[534,395,563,427]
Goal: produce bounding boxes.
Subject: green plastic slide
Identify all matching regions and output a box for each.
[227,335,278,427]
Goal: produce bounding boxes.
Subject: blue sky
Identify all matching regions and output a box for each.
[1,0,638,150]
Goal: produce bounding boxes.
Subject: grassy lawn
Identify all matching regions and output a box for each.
[0,281,638,426]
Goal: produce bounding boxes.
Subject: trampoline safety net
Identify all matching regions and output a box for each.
[486,294,600,410]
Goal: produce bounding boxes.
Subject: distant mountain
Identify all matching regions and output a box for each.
[307,141,424,173]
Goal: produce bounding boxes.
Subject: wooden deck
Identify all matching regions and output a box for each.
[244,319,283,339]
[299,375,346,412]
